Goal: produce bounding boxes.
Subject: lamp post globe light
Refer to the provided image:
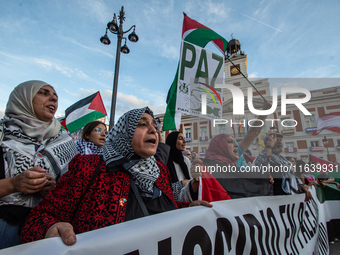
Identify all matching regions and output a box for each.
[100,6,139,129]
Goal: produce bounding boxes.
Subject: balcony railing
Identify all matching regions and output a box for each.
[305,127,317,133]
[200,136,208,141]
[309,146,324,152]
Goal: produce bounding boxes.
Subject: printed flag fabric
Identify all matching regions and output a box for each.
[312,112,340,136]
[62,92,107,133]
[163,13,228,131]
[182,13,228,54]
[198,170,231,202]
[309,154,338,172]
[163,65,181,130]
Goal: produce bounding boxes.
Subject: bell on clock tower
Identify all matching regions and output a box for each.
[226,39,241,55]
[224,38,247,79]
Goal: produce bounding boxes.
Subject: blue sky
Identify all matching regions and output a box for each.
[0,0,339,123]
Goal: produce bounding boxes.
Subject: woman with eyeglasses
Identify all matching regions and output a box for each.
[75,121,108,155]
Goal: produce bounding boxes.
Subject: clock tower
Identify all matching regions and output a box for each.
[224,39,248,80]
[223,38,270,105]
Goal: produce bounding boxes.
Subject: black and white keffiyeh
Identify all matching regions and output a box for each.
[103,107,160,195]
[0,118,77,208]
[0,80,78,208]
[76,139,103,155]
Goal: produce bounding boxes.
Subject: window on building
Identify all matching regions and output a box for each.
[305,115,316,128]
[200,126,207,138]
[311,141,319,147]
[218,125,226,134]
[185,128,191,139]
[280,117,295,130]
[285,142,294,148]
[337,140,340,146]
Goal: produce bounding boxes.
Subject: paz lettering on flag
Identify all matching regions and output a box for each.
[176,41,223,120]
[312,112,340,136]
[163,13,228,131]
[61,91,107,133]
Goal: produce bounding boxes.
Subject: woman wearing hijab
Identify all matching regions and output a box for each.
[75,121,108,155]
[21,107,210,245]
[0,80,77,249]
[165,131,191,200]
[181,134,273,202]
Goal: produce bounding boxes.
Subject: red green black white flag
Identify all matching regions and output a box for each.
[61,91,107,133]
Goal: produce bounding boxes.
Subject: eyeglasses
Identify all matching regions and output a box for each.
[93,128,109,135]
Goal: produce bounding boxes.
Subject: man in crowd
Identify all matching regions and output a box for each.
[252,132,312,202]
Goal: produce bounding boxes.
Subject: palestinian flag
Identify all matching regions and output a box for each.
[309,154,339,171]
[182,13,228,54]
[312,112,340,136]
[61,91,107,133]
[163,13,228,131]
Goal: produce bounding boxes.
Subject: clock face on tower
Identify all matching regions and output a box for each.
[230,66,240,75]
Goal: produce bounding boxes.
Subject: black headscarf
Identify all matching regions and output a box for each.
[165,131,190,182]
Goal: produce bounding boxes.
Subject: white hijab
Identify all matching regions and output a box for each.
[5,80,61,142]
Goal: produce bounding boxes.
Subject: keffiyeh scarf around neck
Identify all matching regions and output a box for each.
[103,107,160,196]
[270,154,301,195]
[0,118,77,207]
[76,139,103,155]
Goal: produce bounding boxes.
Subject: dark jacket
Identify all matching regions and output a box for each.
[202,158,273,199]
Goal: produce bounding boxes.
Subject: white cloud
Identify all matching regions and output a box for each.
[0,109,4,119]
[248,72,258,78]
[153,39,180,61]
[35,58,89,79]
[76,0,113,24]
[206,1,228,23]
[35,59,53,69]
[59,35,114,58]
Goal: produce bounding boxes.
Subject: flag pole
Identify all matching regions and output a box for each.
[225,54,268,103]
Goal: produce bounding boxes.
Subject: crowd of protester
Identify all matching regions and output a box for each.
[0,80,339,249]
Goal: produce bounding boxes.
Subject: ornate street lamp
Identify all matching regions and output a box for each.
[100,6,139,129]
[322,136,330,161]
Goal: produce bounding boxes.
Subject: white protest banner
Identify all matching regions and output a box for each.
[2,188,332,255]
[176,40,223,120]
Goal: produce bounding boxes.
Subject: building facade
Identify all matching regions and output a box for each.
[157,43,340,163]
